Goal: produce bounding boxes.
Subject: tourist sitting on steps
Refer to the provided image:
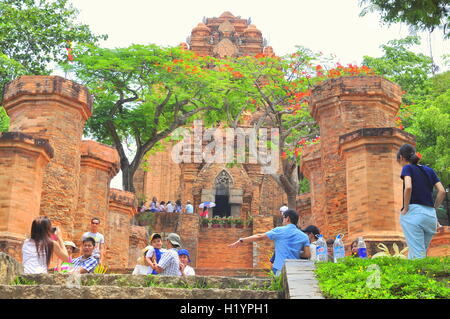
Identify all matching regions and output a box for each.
[72,237,99,274]
[55,241,79,273]
[22,216,70,274]
[178,249,195,276]
[228,210,310,276]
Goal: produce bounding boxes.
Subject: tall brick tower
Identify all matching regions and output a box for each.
[3,76,92,240]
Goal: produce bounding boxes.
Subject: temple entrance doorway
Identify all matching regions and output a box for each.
[213,170,232,217]
[213,194,231,217]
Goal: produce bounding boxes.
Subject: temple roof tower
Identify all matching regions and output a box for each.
[185,12,272,57]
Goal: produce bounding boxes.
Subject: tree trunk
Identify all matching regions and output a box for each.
[121,165,136,193]
[287,192,297,211]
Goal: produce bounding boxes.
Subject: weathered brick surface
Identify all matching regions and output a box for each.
[137,142,181,204]
[296,193,312,229]
[252,216,274,270]
[0,132,53,261]
[3,76,92,240]
[74,141,120,245]
[128,225,148,268]
[307,76,402,239]
[339,128,415,251]
[428,227,450,257]
[197,227,253,270]
[107,189,138,269]
[300,143,325,232]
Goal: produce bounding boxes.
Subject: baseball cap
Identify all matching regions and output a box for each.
[167,233,182,247]
[178,249,191,262]
[149,233,161,242]
[301,225,320,236]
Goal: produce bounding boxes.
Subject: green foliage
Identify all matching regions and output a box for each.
[66,43,252,191]
[362,36,434,104]
[266,270,284,291]
[0,0,105,91]
[359,0,450,38]
[0,106,9,132]
[405,87,450,185]
[315,257,450,299]
[10,276,38,286]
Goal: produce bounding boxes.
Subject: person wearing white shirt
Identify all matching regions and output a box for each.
[166,201,175,213]
[301,225,321,261]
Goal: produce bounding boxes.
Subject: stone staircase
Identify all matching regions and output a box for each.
[0,273,281,299]
[0,253,325,299]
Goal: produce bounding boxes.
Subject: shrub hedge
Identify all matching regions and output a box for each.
[314,256,450,299]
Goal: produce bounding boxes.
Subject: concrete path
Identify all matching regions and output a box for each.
[282,259,324,299]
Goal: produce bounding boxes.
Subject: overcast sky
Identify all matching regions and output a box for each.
[65,0,448,189]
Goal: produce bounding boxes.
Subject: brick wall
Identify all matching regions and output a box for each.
[197,227,253,269]
[296,193,312,229]
[0,132,53,261]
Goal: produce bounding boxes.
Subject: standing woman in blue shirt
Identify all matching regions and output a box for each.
[397,144,446,259]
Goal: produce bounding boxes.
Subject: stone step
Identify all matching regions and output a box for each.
[17,273,273,290]
[0,284,281,299]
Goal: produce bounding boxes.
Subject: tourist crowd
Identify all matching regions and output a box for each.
[139,197,194,214]
[20,143,445,277]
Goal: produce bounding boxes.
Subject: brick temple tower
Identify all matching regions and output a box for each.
[136,12,286,220]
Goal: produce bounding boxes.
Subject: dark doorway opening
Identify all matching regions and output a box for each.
[213,195,231,217]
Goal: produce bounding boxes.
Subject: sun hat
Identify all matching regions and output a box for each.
[177,249,191,262]
[149,233,161,242]
[167,233,182,247]
[63,241,79,253]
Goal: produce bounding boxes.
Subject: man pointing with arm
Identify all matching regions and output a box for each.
[229,210,310,276]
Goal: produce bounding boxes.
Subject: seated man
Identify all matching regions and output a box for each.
[72,237,99,274]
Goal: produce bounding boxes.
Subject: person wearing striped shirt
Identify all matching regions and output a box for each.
[72,237,99,274]
[153,233,182,276]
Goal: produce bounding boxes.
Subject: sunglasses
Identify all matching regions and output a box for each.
[91,222,99,225]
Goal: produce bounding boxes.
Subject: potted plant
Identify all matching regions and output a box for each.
[211,217,222,228]
[223,217,232,228]
[234,219,244,228]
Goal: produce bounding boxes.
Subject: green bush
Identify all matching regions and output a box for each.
[315,257,450,299]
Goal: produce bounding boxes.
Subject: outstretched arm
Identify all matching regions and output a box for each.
[228,233,269,248]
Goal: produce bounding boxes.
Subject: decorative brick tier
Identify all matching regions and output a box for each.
[74,140,120,245]
[339,127,415,254]
[3,76,92,239]
[0,132,53,261]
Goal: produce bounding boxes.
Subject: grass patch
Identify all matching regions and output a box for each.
[10,276,38,286]
[315,256,450,299]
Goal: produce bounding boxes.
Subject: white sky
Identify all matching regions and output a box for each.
[65,0,448,190]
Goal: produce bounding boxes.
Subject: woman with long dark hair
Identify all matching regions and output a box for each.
[397,144,446,259]
[22,216,69,274]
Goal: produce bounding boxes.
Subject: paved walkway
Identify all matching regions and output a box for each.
[282,259,324,299]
